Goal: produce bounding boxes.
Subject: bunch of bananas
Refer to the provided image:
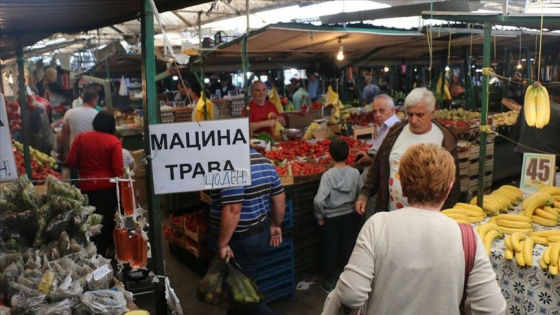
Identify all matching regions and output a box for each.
[531,206,560,227]
[491,214,533,235]
[524,82,550,128]
[532,230,560,274]
[522,191,554,218]
[503,232,534,267]
[442,203,486,223]
[469,185,522,216]
[529,230,560,246]
[538,185,560,207]
[475,222,504,256]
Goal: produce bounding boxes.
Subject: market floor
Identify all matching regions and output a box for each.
[132,234,328,315]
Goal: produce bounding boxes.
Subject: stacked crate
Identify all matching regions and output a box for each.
[457,137,495,194]
[160,107,193,123]
[217,95,245,119]
[284,181,322,281]
[253,200,295,303]
[164,212,209,259]
[207,200,295,303]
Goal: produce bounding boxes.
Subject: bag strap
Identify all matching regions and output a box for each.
[459,223,477,310]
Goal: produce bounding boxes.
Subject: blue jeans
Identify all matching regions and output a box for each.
[227,223,275,315]
[322,212,361,284]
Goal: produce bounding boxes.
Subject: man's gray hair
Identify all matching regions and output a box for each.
[250,80,265,93]
[404,87,436,112]
[373,94,395,108]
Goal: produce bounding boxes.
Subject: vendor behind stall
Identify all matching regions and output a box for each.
[189,80,215,121]
[242,80,286,135]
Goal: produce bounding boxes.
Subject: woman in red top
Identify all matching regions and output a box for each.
[66,111,123,257]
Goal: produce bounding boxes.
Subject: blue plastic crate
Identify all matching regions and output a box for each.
[256,269,294,291]
[283,199,294,229]
[263,284,295,303]
[254,264,293,283]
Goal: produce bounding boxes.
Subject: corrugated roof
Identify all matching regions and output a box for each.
[0,0,318,61]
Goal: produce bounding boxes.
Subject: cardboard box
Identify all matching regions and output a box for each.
[284,112,317,129]
[131,149,146,177]
[134,176,148,209]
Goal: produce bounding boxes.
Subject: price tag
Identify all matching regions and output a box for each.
[520,153,556,194]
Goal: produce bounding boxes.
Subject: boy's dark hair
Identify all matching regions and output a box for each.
[329,138,349,162]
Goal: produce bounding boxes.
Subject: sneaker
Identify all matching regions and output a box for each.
[319,280,335,294]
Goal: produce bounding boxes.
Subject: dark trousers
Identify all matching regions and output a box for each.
[227,222,275,315]
[322,212,361,283]
[86,187,118,257]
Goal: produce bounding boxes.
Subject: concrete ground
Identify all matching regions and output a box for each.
[132,235,328,315]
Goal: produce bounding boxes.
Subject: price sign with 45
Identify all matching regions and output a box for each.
[520,153,557,194]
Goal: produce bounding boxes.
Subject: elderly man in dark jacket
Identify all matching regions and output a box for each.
[356,87,461,215]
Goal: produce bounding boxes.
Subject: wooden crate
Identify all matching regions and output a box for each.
[184,225,207,243]
[352,126,376,139]
[166,231,208,258]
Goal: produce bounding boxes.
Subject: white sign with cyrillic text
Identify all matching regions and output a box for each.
[149,118,251,194]
[0,94,18,182]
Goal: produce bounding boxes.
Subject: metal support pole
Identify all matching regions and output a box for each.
[141,1,166,314]
[476,22,491,208]
[463,47,474,110]
[17,36,32,179]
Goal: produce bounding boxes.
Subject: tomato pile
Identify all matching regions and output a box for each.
[347,111,374,127]
[312,100,323,110]
[13,148,61,183]
[269,136,372,177]
[5,99,22,132]
[170,211,208,235]
[275,161,326,177]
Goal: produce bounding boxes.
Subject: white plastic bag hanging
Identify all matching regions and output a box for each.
[118,76,128,96]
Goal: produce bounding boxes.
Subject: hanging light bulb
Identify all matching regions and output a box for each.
[336,38,344,61]
[516,62,522,69]
[384,66,389,72]
[445,65,450,72]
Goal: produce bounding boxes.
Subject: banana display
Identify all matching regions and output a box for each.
[491,214,533,235]
[491,111,519,127]
[469,185,523,215]
[531,230,560,275]
[524,82,550,128]
[442,203,486,224]
[503,232,534,267]
[475,222,504,256]
[463,185,560,272]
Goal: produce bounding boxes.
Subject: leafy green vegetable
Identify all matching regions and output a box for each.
[253,132,274,143]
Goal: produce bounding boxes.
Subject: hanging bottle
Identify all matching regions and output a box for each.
[113,213,131,263]
[120,169,135,216]
[130,221,148,269]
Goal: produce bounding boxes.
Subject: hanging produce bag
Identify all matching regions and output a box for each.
[225,261,263,307]
[197,255,228,305]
